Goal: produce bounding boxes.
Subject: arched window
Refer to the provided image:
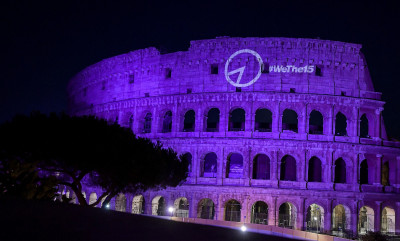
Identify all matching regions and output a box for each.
[255,108,272,132]
[144,113,152,133]
[251,201,268,224]
[282,109,298,133]
[332,204,350,231]
[381,207,396,234]
[279,202,297,229]
[182,153,192,176]
[335,112,347,136]
[89,192,97,206]
[334,158,346,183]
[202,152,217,177]
[197,198,215,220]
[229,108,245,131]
[382,162,389,186]
[206,108,220,132]
[225,200,241,222]
[252,154,270,180]
[183,110,195,132]
[162,111,172,133]
[308,156,322,182]
[360,114,369,138]
[280,155,297,181]
[174,197,189,218]
[360,159,368,185]
[358,206,374,234]
[306,204,324,232]
[152,196,166,216]
[309,110,323,134]
[226,153,243,178]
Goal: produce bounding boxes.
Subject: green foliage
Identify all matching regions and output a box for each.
[360,231,388,241]
[0,158,58,200]
[0,112,188,207]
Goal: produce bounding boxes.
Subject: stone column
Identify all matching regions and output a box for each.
[270,196,278,226]
[351,208,358,237]
[242,195,250,223]
[126,195,133,214]
[375,201,382,232]
[216,195,224,221]
[396,202,400,234]
[272,102,280,138]
[189,197,197,218]
[374,154,382,186]
[325,200,333,233]
[374,108,383,139]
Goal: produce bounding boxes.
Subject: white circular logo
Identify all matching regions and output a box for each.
[224,49,263,88]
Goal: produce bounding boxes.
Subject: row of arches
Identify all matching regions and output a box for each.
[64,189,397,236]
[186,151,390,185]
[129,108,371,138]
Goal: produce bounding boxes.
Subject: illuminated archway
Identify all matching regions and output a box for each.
[358,206,374,234]
[251,201,268,224]
[278,202,297,229]
[132,195,145,214]
[197,198,215,220]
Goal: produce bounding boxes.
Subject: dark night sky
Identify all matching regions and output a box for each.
[2,0,400,138]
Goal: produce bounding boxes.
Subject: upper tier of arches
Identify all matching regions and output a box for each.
[68,37,381,114]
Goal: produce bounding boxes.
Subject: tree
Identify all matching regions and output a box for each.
[0,112,189,207]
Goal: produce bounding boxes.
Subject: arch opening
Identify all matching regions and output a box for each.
[89,192,97,206]
[309,110,323,134]
[251,201,268,225]
[358,206,374,234]
[174,197,189,218]
[282,109,298,133]
[206,108,220,132]
[225,200,241,222]
[197,198,215,220]
[334,158,347,184]
[182,153,192,176]
[201,152,217,178]
[332,204,351,235]
[381,207,396,234]
[278,202,297,229]
[183,110,195,132]
[280,155,297,181]
[255,109,272,132]
[152,196,166,216]
[360,114,369,138]
[306,204,325,233]
[308,156,322,182]
[162,111,172,133]
[144,113,152,133]
[226,153,243,178]
[360,159,369,185]
[252,154,270,180]
[229,108,245,131]
[335,112,347,136]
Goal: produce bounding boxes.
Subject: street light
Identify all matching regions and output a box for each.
[168,206,174,217]
[241,225,247,232]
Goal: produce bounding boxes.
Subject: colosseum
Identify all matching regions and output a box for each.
[67,37,400,238]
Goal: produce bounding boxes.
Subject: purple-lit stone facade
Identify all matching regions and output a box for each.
[68,37,400,237]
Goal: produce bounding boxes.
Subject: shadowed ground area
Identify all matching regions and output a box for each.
[0,197,301,241]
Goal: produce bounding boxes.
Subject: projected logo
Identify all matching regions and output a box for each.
[224,49,263,88]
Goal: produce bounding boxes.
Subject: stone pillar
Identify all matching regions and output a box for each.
[189,197,197,218]
[328,106,335,137]
[241,195,250,223]
[374,108,383,139]
[325,200,333,233]
[374,154,382,185]
[196,107,202,133]
[270,196,278,226]
[298,198,306,230]
[396,202,400,234]
[217,149,224,185]
[220,110,226,134]
[126,195,133,213]
[245,112,252,133]
[375,201,382,232]
[351,209,358,237]
[216,195,224,221]
[272,102,280,137]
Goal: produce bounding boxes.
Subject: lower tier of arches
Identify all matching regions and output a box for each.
[60,184,400,238]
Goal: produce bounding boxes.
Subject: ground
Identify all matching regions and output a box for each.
[0,197,301,241]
